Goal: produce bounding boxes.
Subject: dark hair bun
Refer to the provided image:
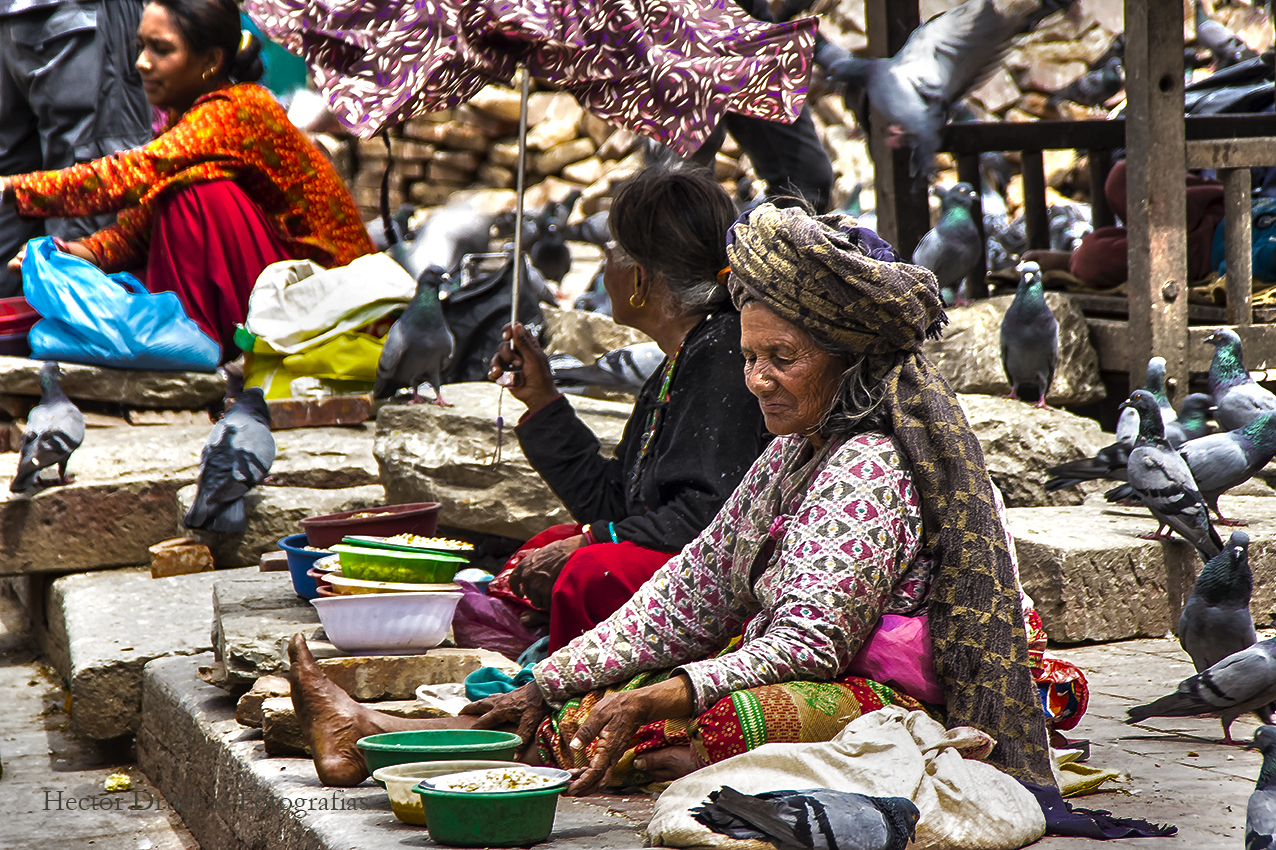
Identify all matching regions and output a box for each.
[231,31,265,83]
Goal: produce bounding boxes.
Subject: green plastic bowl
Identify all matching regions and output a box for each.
[332,544,468,584]
[356,729,522,774]
[413,766,570,847]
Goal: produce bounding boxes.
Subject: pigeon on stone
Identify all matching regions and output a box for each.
[10,361,85,492]
[1127,637,1276,744]
[913,183,981,306]
[1208,328,1276,431]
[549,342,665,394]
[825,0,1024,183]
[563,210,610,246]
[1178,412,1276,524]
[1000,261,1058,408]
[374,267,455,406]
[183,387,275,534]
[1248,726,1276,850]
[572,264,611,315]
[1178,531,1256,674]
[692,786,919,850]
[1121,389,1223,560]
[1048,56,1124,107]
[1195,0,1258,69]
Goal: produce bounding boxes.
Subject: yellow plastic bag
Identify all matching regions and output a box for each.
[243,330,387,399]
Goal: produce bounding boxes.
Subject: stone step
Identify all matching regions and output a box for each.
[0,423,380,575]
[138,653,654,850]
[42,565,258,740]
[0,355,225,409]
[1009,494,1276,643]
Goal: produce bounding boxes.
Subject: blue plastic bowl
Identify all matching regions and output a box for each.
[279,533,331,599]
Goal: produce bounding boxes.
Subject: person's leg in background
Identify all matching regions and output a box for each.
[723,108,835,213]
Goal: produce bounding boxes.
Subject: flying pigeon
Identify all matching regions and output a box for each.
[1178,531,1255,674]
[825,0,1025,183]
[1000,261,1058,408]
[1121,389,1223,560]
[392,201,493,278]
[374,267,455,406]
[1195,1,1258,69]
[549,342,666,394]
[1127,637,1276,744]
[692,786,919,850]
[183,387,275,534]
[1207,328,1276,431]
[1049,56,1124,107]
[1248,726,1276,850]
[913,182,981,306]
[10,361,85,492]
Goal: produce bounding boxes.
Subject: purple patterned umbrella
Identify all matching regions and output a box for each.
[242,0,816,157]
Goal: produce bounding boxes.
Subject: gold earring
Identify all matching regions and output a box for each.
[203,70,212,81]
[629,267,646,308]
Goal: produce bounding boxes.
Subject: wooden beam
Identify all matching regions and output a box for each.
[1021,150,1050,251]
[1088,149,1114,229]
[1124,0,1190,393]
[1222,168,1253,326]
[938,114,1276,155]
[1186,137,1276,169]
[1088,320,1276,374]
[956,152,988,299]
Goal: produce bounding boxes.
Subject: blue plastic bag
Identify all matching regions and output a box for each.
[22,237,219,371]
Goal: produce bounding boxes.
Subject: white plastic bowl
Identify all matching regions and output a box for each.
[310,591,462,654]
[372,759,515,826]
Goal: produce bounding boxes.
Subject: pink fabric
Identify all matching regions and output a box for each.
[846,613,944,706]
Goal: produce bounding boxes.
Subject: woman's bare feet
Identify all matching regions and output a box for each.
[287,633,472,786]
[633,745,697,782]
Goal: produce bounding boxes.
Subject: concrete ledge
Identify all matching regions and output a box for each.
[138,653,652,850]
[1010,495,1276,643]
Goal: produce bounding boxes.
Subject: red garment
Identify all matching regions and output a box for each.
[1069,159,1226,287]
[146,180,294,357]
[487,523,676,652]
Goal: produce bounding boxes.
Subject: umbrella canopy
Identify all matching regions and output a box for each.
[242,0,816,157]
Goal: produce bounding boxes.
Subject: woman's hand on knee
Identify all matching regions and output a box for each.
[507,535,586,609]
[459,682,548,760]
[488,322,560,411]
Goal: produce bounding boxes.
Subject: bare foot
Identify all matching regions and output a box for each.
[287,633,472,786]
[633,746,697,782]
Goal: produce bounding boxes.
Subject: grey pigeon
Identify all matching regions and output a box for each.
[1172,393,1215,444]
[1000,261,1058,408]
[1048,56,1123,107]
[1196,0,1258,69]
[183,387,275,534]
[563,210,610,246]
[392,201,493,278]
[549,342,665,395]
[10,361,85,492]
[1208,328,1276,431]
[374,267,455,406]
[692,786,919,850]
[573,264,611,315]
[1179,412,1276,523]
[826,0,1024,183]
[1047,202,1093,253]
[1121,389,1223,560]
[1127,637,1276,744]
[1143,356,1181,432]
[1248,726,1276,850]
[1178,531,1255,673]
[913,183,980,305]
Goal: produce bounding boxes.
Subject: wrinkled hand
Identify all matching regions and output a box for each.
[506,535,584,610]
[488,322,560,410]
[459,682,549,760]
[6,238,97,277]
[560,675,693,796]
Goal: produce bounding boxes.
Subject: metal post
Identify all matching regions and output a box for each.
[510,65,531,328]
[1021,150,1050,250]
[956,152,987,299]
[1222,167,1253,326]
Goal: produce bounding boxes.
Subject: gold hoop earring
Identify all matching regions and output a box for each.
[629,267,645,309]
[203,71,211,81]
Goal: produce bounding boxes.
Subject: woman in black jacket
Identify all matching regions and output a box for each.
[488,163,767,651]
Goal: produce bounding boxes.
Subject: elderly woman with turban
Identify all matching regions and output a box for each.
[286,202,1087,793]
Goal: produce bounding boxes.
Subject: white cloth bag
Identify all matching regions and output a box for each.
[646,705,1046,850]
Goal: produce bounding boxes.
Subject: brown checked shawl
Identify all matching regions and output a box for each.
[725,203,1053,786]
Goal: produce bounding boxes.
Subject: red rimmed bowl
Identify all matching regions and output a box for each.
[301,502,441,549]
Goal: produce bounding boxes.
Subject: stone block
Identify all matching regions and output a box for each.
[541,305,654,362]
[468,84,523,123]
[259,550,288,572]
[44,565,257,739]
[313,649,519,701]
[433,149,483,173]
[535,137,597,174]
[489,140,520,167]
[442,122,488,152]
[209,572,324,689]
[526,118,579,153]
[478,163,516,188]
[923,293,1104,406]
[0,355,225,409]
[266,395,372,430]
[427,160,475,184]
[958,394,1106,508]
[527,91,583,127]
[970,66,1022,113]
[180,483,386,568]
[597,128,639,161]
[149,537,214,578]
[561,155,604,186]
[375,383,631,539]
[262,697,450,756]
[236,674,290,727]
[580,110,614,147]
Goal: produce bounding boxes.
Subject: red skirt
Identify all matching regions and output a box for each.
[487,523,676,652]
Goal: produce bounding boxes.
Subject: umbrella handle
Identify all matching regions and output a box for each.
[510,63,531,332]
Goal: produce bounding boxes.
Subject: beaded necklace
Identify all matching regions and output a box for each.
[626,341,684,501]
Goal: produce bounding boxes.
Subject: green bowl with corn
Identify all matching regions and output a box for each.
[331,544,469,584]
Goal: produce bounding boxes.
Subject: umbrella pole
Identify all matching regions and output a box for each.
[510,64,531,329]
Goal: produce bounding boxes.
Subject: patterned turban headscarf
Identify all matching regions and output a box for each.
[726,203,1053,787]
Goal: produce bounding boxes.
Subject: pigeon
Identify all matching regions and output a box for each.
[1127,637,1276,744]
[10,361,85,492]
[1048,56,1124,107]
[1178,531,1255,673]
[530,220,571,284]
[1196,1,1258,69]
[913,183,981,306]
[1047,202,1093,253]
[549,342,666,394]
[183,387,275,534]
[1178,412,1276,524]
[1121,389,1224,560]
[692,786,919,850]
[563,211,610,246]
[825,0,1025,183]
[374,266,455,406]
[1174,393,1215,443]
[1000,261,1058,408]
[572,264,611,315]
[1208,328,1276,431]
[393,201,494,278]
[1248,726,1276,850]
